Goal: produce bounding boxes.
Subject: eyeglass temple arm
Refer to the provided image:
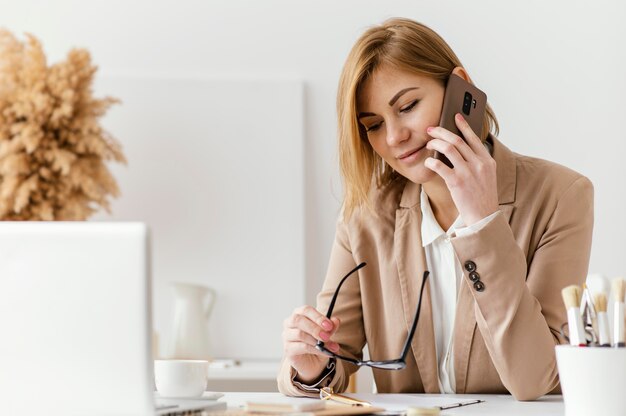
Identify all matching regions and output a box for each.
[398,271,429,360]
[324,262,367,319]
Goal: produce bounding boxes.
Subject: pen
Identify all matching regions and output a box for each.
[319,387,485,412]
[388,399,486,416]
[438,399,485,410]
[319,387,372,407]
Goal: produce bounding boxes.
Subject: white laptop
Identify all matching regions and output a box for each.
[0,222,226,415]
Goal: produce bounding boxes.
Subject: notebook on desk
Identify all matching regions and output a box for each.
[0,222,226,415]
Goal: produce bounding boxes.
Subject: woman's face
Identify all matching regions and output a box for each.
[357,65,446,184]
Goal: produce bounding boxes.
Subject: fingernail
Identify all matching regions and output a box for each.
[320,331,331,341]
[427,127,434,133]
[330,343,340,352]
[455,113,463,121]
[322,320,333,330]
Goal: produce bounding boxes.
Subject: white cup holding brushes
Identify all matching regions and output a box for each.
[556,346,626,416]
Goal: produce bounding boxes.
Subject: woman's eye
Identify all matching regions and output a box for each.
[400,100,418,113]
[366,123,381,132]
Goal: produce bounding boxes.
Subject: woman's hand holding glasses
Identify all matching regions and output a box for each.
[282,305,341,384]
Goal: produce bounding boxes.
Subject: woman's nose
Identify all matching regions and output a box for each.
[385,122,410,147]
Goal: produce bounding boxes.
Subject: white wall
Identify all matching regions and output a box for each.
[91,76,306,360]
[2,0,625,363]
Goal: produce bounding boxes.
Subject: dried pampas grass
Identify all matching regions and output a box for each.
[0,29,125,220]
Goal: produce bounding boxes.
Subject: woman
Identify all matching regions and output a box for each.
[278,18,593,401]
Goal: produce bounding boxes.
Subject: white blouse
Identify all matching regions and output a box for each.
[420,189,497,393]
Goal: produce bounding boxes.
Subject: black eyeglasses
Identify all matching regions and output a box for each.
[315,262,429,370]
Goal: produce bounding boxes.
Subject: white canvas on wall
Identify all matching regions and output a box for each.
[93,77,304,360]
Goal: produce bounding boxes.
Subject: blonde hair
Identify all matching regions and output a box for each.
[337,18,499,218]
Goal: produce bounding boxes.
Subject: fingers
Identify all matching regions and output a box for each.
[426,125,477,167]
[426,132,467,169]
[283,327,318,345]
[283,305,341,345]
[283,327,340,351]
[282,306,342,362]
[284,340,335,357]
[424,156,455,185]
[295,305,334,331]
[454,113,490,158]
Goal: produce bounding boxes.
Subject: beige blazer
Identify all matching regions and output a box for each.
[278,137,594,401]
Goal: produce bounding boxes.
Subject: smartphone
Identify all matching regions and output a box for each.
[434,74,487,168]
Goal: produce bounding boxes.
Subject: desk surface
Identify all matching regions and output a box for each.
[221,392,565,416]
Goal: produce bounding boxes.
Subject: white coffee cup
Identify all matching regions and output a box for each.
[154,359,209,398]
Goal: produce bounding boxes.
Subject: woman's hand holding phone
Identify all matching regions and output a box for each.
[424,113,499,226]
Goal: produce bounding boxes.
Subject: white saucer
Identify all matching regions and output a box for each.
[154,391,224,401]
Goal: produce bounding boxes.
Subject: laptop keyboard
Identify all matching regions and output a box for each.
[156,403,208,415]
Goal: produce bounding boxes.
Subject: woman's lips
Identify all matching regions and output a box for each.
[397,145,426,164]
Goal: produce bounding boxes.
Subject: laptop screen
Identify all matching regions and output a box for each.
[0,222,154,415]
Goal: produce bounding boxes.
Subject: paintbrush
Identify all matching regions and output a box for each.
[594,293,611,347]
[612,277,625,347]
[561,285,587,346]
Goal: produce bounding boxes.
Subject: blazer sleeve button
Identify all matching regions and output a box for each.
[473,281,485,292]
[464,260,477,272]
[469,271,480,282]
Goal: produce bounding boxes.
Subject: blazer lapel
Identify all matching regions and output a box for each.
[453,136,517,393]
[394,181,440,393]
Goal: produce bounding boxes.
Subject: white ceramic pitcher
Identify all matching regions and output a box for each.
[168,282,217,360]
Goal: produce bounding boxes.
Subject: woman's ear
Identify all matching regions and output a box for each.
[451,66,472,83]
